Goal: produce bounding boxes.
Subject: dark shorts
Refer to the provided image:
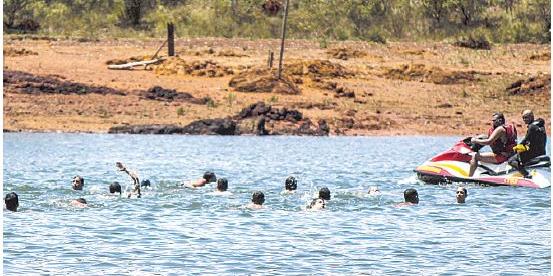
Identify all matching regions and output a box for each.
[507,151,543,165]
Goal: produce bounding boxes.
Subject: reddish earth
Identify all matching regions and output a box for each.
[3,36,550,135]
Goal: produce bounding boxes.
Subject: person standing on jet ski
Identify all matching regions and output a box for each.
[508,110,547,178]
[468,112,517,177]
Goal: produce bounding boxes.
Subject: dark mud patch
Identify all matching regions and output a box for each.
[140,86,209,104]
[506,74,551,95]
[4,48,38,57]
[453,36,491,50]
[3,70,126,96]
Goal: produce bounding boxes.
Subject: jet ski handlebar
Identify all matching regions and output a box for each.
[462,136,485,152]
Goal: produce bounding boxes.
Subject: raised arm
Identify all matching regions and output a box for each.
[116,162,141,198]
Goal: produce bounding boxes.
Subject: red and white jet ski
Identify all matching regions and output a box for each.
[415,137,551,188]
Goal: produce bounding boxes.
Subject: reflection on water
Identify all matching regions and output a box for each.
[3,133,550,275]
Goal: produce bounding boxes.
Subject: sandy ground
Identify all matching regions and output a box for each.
[3,36,550,135]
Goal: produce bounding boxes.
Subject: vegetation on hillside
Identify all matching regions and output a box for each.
[3,0,550,43]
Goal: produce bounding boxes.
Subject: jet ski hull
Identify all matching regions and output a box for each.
[415,160,551,188]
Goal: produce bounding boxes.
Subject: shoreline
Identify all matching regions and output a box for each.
[4,38,550,136]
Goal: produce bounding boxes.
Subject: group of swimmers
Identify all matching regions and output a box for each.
[4,162,469,212]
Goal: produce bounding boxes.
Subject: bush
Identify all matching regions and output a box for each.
[453,29,491,50]
[176,107,185,116]
[366,30,387,44]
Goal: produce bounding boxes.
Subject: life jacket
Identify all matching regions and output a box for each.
[487,123,517,156]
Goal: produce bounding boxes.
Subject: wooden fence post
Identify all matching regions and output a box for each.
[268,50,274,68]
[167,22,175,57]
[277,0,290,79]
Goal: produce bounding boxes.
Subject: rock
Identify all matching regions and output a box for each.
[181,118,237,135]
[108,118,237,135]
[237,102,302,123]
[341,117,355,129]
[108,124,185,134]
[256,117,269,135]
[141,86,207,104]
[316,119,330,135]
[293,119,329,136]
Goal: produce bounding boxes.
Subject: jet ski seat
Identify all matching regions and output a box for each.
[524,155,550,168]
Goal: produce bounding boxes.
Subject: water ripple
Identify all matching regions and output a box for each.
[3,133,550,275]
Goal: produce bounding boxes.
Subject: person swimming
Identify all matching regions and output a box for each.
[456,187,467,204]
[307,198,325,210]
[185,171,217,188]
[216,178,228,192]
[4,192,19,212]
[141,179,151,188]
[247,191,265,209]
[285,176,298,192]
[116,162,141,198]
[70,198,87,208]
[396,188,419,207]
[109,181,122,195]
[319,187,331,200]
[72,176,84,191]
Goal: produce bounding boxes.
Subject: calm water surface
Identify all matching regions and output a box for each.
[3,133,551,275]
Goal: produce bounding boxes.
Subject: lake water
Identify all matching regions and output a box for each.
[3,133,550,275]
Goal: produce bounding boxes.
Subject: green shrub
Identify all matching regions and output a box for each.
[206,97,217,108]
[176,107,185,116]
[366,30,387,44]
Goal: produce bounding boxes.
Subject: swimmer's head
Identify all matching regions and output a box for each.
[72,176,84,190]
[140,179,151,187]
[285,176,297,191]
[75,198,87,204]
[217,178,228,192]
[404,188,419,204]
[456,187,467,204]
[308,198,325,210]
[319,187,331,200]
[109,181,122,194]
[203,172,217,183]
[252,191,265,205]
[4,192,19,212]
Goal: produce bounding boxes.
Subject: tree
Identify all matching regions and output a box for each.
[422,0,449,26]
[451,0,488,26]
[4,0,31,28]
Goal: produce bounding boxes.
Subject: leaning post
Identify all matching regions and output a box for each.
[277,0,290,79]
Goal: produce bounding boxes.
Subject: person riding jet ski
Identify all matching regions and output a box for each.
[508,110,547,178]
[468,112,517,177]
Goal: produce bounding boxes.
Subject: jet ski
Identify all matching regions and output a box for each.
[415,137,551,188]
